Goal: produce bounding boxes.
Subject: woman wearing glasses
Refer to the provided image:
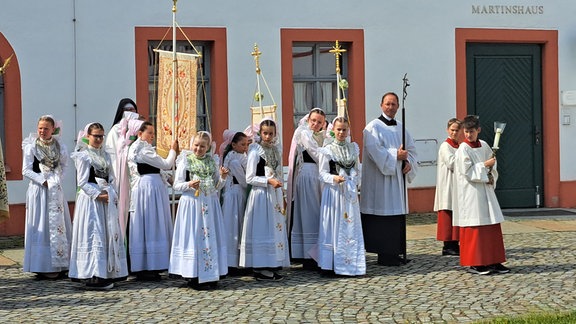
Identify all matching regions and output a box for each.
[69,123,128,289]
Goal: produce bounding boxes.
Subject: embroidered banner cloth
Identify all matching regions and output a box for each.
[155,50,198,157]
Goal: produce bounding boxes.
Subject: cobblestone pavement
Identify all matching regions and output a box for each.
[1,216,576,323]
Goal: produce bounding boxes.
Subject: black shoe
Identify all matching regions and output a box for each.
[85,282,114,290]
[253,271,283,281]
[320,269,337,278]
[377,254,403,266]
[442,241,460,256]
[253,271,275,281]
[302,259,320,270]
[195,282,217,290]
[468,266,491,275]
[35,272,67,280]
[227,267,244,277]
[188,281,213,291]
[135,271,162,281]
[186,278,199,287]
[240,268,253,276]
[187,278,215,290]
[272,272,284,281]
[490,263,510,274]
[442,248,459,256]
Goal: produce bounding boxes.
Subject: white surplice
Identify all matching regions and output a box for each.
[452,140,504,227]
[433,139,458,211]
[360,117,417,216]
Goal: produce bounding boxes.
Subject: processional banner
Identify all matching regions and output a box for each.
[156,50,198,158]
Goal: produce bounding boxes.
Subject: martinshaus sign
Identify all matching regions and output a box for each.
[472,5,544,15]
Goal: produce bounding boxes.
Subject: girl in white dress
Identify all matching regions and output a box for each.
[69,123,128,289]
[127,121,178,280]
[220,131,249,273]
[240,119,289,281]
[22,115,71,279]
[169,131,229,290]
[317,117,365,276]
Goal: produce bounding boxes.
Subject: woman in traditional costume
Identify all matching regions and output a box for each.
[127,121,178,280]
[220,131,249,274]
[287,108,327,267]
[317,117,365,276]
[169,131,228,290]
[69,123,128,289]
[22,115,71,279]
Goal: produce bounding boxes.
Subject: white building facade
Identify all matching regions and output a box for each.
[1,0,575,235]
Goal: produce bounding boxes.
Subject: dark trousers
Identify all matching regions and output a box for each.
[361,213,407,265]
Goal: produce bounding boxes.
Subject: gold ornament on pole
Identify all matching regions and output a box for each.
[249,43,284,214]
[250,43,278,127]
[330,41,348,118]
[329,40,346,74]
[252,44,262,75]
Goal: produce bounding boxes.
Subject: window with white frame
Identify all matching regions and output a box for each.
[292,42,349,128]
[147,41,211,132]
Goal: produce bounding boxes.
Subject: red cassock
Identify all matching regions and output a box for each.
[436,210,460,241]
[459,224,506,266]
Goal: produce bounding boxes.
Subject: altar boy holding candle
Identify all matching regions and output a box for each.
[452,115,509,275]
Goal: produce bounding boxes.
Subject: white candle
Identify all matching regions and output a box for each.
[493,128,502,148]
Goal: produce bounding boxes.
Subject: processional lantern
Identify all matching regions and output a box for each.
[488,121,506,185]
[492,121,507,151]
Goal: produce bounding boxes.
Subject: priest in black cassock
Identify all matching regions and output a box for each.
[360,92,417,266]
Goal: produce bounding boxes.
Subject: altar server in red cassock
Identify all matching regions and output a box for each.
[453,115,510,275]
[433,118,461,256]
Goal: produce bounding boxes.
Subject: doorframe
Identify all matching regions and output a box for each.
[455,28,560,207]
[0,32,23,181]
